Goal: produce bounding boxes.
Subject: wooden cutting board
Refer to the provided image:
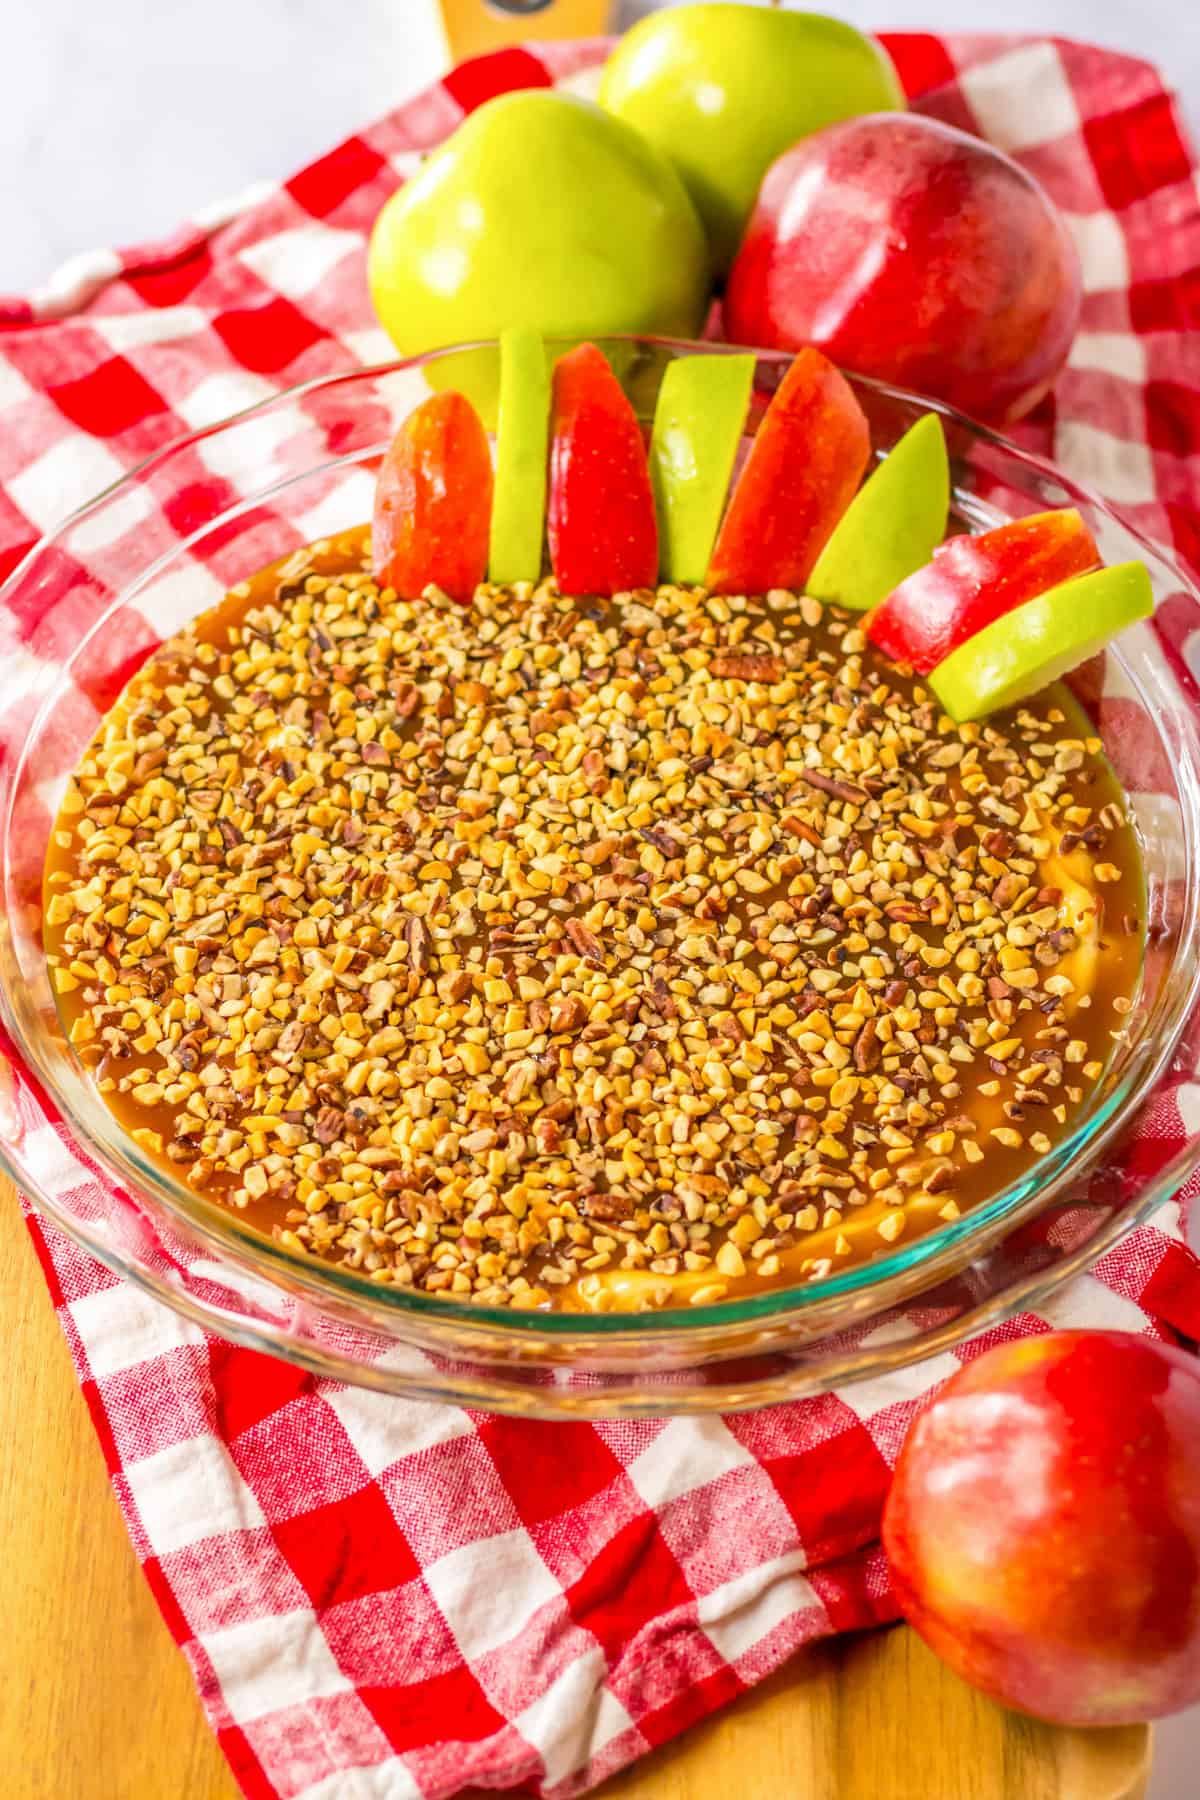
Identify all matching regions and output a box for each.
[0,1179,1150,1800]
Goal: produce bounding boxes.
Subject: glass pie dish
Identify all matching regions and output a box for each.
[2,339,1199,1417]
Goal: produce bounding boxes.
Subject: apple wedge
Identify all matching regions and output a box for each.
[373,391,493,605]
[489,328,551,586]
[650,353,755,585]
[929,561,1153,722]
[807,413,949,610]
[707,346,869,596]
[548,344,658,598]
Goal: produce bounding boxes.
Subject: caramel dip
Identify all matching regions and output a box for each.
[44,529,1143,1312]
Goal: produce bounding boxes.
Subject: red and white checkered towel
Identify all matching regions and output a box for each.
[4,33,1200,1800]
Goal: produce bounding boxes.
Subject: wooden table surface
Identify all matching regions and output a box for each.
[0,1177,1151,1800]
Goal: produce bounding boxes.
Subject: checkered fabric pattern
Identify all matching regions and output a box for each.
[3,32,1200,1800]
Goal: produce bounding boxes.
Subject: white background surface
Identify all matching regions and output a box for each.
[5,0,1198,289]
[2,1,1197,1792]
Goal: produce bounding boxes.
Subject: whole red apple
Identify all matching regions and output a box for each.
[724,113,1081,423]
[883,1331,1200,1725]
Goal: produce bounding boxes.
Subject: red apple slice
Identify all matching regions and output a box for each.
[706,346,870,596]
[867,508,1101,675]
[547,343,658,597]
[373,391,493,604]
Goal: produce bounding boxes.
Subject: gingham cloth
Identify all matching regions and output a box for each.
[4,33,1200,1800]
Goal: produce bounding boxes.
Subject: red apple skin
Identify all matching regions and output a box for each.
[867,508,1101,674]
[725,113,1082,424]
[882,1332,1200,1726]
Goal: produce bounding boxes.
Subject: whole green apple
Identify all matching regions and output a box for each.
[368,91,711,364]
[599,4,904,273]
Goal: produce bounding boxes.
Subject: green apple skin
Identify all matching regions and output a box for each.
[489,328,551,586]
[930,561,1153,723]
[368,92,711,365]
[599,5,905,273]
[807,413,949,611]
[650,353,755,585]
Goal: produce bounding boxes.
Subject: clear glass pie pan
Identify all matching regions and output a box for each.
[2,339,1200,1418]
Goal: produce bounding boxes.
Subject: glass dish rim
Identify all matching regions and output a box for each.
[5,336,1200,1346]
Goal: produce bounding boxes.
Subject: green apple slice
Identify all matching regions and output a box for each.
[488,327,551,585]
[929,561,1153,723]
[650,353,755,585]
[807,413,949,611]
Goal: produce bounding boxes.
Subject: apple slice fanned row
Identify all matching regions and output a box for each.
[368,336,1151,722]
[374,338,953,604]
